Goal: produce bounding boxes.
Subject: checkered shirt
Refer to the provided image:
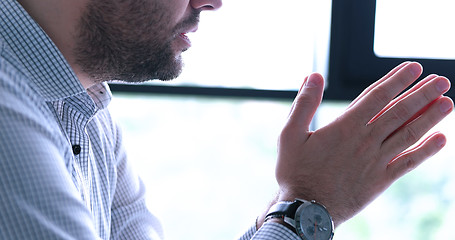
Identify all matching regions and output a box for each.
[0,0,300,239]
[0,0,162,239]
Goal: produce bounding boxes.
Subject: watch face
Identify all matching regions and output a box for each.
[295,203,333,240]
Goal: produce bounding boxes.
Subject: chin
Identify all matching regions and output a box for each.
[157,64,184,81]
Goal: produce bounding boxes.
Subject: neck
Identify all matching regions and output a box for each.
[17,0,95,89]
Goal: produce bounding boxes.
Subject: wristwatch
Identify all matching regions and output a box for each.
[265,199,334,240]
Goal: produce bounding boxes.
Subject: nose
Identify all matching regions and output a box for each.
[191,0,222,11]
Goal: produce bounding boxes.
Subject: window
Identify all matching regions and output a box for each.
[111,94,455,240]
[110,0,333,98]
[374,0,455,60]
[109,0,455,239]
[327,0,455,100]
[110,94,290,239]
[110,1,334,239]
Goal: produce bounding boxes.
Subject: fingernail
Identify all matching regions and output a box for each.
[409,63,421,78]
[436,78,450,93]
[305,74,318,88]
[440,100,453,113]
[436,136,446,147]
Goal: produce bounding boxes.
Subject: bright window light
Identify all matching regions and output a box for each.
[152,0,332,90]
[109,1,455,239]
[374,0,455,59]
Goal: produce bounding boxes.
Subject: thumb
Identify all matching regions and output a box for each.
[287,73,325,133]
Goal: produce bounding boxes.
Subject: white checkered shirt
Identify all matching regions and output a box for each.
[0,0,300,239]
[0,0,162,239]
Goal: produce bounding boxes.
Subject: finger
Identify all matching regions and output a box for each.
[368,74,439,124]
[380,96,453,162]
[287,73,325,133]
[348,62,423,124]
[371,77,451,141]
[288,76,309,118]
[348,62,412,109]
[385,132,447,181]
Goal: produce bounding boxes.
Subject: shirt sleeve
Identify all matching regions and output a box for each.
[238,224,257,240]
[0,71,100,239]
[251,222,300,240]
[238,222,300,240]
[109,124,164,239]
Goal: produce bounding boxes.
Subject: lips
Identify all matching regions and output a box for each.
[179,33,190,41]
[177,32,191,47]
[176,26,198,47]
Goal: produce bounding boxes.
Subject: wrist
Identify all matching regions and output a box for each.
[265,198,335,240]
[256,194,279,229]
[277,188,341,228]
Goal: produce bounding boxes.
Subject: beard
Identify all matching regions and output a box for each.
[74,0,199,83]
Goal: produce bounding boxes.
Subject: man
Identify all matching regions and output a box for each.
[0,0,452,239]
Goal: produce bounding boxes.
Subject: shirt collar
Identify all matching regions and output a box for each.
[0,0,86,101]
[87,83,112,111]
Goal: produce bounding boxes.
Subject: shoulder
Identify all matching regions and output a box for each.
[0,45,68,160]
[0,41,56,115]
[0,44,44,105]
[0,51,51,127]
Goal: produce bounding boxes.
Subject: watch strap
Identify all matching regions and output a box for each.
[265,199,309,221]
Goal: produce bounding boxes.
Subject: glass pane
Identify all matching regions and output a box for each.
[148,0,332,91]
[110,93,455,239]
[110,93,292,239]
[317,102,455,240]
[374,0,455,59]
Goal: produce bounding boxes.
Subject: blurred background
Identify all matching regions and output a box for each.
[108,0,455,239]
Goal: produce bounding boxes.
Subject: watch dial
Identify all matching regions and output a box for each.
[297,204,333,240]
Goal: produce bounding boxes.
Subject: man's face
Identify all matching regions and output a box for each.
[74,0,215,83]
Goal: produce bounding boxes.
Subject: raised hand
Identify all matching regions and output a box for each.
[275,62,453,227]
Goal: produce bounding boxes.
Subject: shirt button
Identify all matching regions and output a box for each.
[72,145,81,155]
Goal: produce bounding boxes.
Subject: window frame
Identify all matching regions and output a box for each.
[326,0,455,101]
[111,0,455,101]
[109,84,298,100]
